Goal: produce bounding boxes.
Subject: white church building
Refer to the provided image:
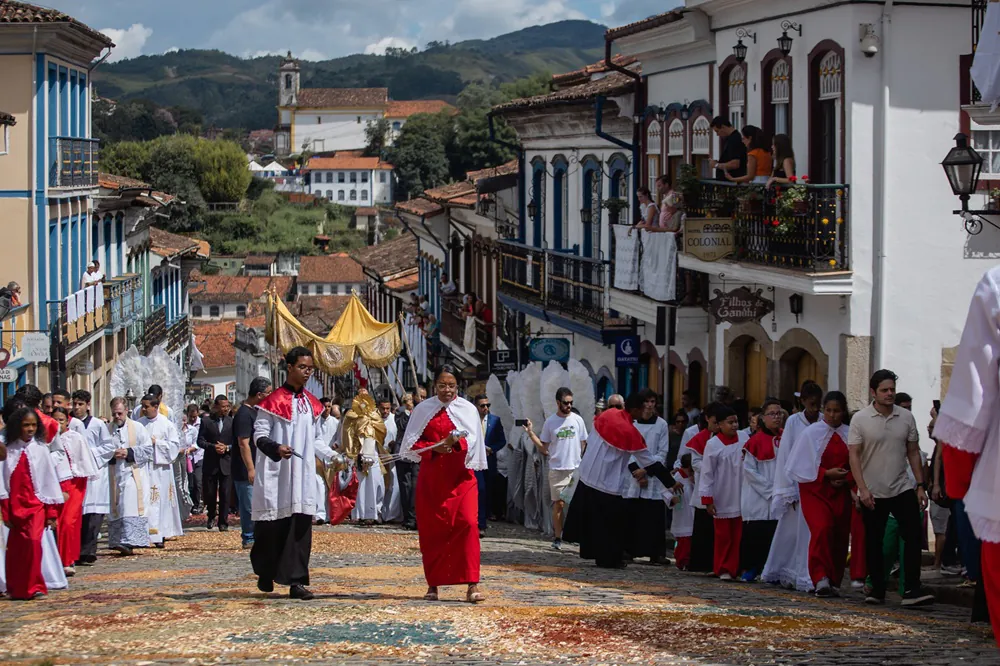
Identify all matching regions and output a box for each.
[273,52,454,156]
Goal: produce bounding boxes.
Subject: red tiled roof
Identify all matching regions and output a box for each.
[551,54,638,86]
[304,155,393,171]
[605,9,685,40]
[385,273,419,292]
[386,100,456,118]
[193,317,265,369]
[466,160,518,183]
[355,207,378,216]
[244,254,275,266]
[194,239,211,259]
[298,255,365,284]
[295,88,388,108]
[188,273,294,304]
[149,227,200,259]
[351,234,418,278]
[425,181,476,204]
[493,70,638,114]
[99,172,149,190]
[295,295,352,336]
[0,0,114,46]
[395,198,443,217]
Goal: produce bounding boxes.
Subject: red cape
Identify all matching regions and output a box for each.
[256,386,323,422]
[593,408,647,453]
[36,409,58,444]
[686,428,712,456]
[744,430,778,461]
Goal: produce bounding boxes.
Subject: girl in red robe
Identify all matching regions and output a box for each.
[786,391,852,597]
[50,407,98,575]
[1,408,64,600]
[399,366,486,603]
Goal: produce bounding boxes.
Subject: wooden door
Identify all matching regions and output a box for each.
[745,341,768,409]
[671,364,685,415]
[796,352,820,389]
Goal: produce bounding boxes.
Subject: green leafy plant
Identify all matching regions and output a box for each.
[776,175,810,218]
[676,163,701,207]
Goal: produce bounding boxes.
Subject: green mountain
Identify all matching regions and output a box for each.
[92,20,608,131]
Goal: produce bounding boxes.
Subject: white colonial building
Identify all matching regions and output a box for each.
[274,52,454,156]
[304,155,395,207]
[597,0,976,439]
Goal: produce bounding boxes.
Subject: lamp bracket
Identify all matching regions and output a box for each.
[735,27,757,43]
[781,21,803,36]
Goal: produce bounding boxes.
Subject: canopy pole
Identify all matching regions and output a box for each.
[398,314,421,392]
[385,362,406,405]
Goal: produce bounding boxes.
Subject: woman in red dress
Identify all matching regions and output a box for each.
[400,366,486,603]
[786,391,853,598]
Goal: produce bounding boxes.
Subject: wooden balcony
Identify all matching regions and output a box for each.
[166,315,190,355]
[439,295,495,361]
[49,137,99,189]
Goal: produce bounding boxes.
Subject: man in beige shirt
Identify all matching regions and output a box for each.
[848,369,933,607]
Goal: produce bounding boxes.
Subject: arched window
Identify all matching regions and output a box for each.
[608,153,628,227]
[728,64,746,129]
[691,116,711,155]
[581,156,602,259]
[810,44,845,184]
[284,73,292,89]
[667,118,686,187]
[646,120,662,193]
[771,59,790,135]
[530,156,546,247]
[552,155,569,250]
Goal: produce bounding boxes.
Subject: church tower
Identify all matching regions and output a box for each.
[279,51,300,107]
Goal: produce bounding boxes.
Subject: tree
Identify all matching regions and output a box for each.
[192,138,253,203]
[364,118,391,157]
[100,141,151,179]
[388,112,454,197]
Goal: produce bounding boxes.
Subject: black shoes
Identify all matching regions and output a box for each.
[219,524,229,532]
[257,577,274,593]
[902,586,935,607]
[289,585,314,600]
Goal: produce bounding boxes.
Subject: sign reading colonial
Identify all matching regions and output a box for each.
[488,349,518,378]
[615,335,640,367]
[707,287,775,325]
[684,217,735,262]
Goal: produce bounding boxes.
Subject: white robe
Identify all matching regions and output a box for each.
[697,432,750,519]
[314,472,328,521]
[107,419,154,549]
[0,526,68,594]
[352,436,385,522]
[761,414,817,591]
[381,413,401,523]
[50,429,99,481]
[139,414,184,542]
[252,395,338,522]
[670,470,695,538]
[81,416,116,515]
[742,435,779,522]
[623,417,671,500]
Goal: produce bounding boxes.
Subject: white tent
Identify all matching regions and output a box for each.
[262,161,288,174]
[248,160,266,172]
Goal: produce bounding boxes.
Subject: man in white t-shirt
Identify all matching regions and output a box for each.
[525,387,588,549]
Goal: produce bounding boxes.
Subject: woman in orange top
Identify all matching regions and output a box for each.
[725,125,771,185]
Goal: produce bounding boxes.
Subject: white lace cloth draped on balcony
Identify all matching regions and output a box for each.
[973,2,1000,109]
[463,316,477,354]
[613,225,640,291]
[639,231,676,302]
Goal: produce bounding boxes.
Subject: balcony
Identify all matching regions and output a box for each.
[166,315,190,355]
[49,137,99,189]
[676,180,852,295]
[439,295,495,362]
[498,239,630,336]
[103,275,143,335]
[609,221,709,308]
[139,305,168,354]
[53,287,109,350]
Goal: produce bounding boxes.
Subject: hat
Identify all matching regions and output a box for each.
[593,407,646,453]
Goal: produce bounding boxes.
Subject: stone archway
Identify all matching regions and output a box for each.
[775,328,829,402]
[723,322,774,405]
[595,365,615,402]
[686,348,708,407]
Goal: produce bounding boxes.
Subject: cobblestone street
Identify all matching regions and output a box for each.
[0,519,995,665]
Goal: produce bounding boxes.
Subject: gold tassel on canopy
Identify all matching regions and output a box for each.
[265,290,402,377]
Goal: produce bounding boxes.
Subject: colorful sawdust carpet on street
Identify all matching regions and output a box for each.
[0,520,995,665]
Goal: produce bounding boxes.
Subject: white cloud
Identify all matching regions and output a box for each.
[298,48,329,61]
[164,46,179,54]
[364,37,417,55]
[100,23,153,62]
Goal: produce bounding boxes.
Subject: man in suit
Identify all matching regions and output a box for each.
[198,395,234,531]
[474,394,507,538]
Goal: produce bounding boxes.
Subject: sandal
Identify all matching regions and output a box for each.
[423,588,439,601]
[466,590,485,603]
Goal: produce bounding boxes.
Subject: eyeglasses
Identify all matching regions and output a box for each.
[764,411,783,418]
[561,400,574,406]
[294,364,315,373]
[479,403,491,409]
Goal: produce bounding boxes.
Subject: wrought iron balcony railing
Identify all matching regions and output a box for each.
[684,180,850,272]
[608,221,709,306]
[49,137,99,189]
[167,315,190,355]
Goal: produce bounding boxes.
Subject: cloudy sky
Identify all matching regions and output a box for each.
[40,0,671,63]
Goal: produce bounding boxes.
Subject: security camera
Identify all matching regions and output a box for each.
[860,24,880,58]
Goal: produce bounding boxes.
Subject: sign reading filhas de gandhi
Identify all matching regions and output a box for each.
[707,287,774,325]
[684,217,734,262]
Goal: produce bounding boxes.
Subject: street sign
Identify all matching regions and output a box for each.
[0,368,16,383]
[75,360,94,376]
[21,333,50,362]
[488,349,518,378]
[528,338,570,364]
[706,287,774,325]
[615,335,640,366]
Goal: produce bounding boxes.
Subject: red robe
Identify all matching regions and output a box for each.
[57,477,88,566]
[412,408,480,587]
[2,454,59,599]
[799,433,853,587]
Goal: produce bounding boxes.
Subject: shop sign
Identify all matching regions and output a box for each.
[684,217,734,262]
[21,333,50,362]
[529,338,570,364]
[707,287,774,324]
[488,349,518,378]
[615,335,640,366]
[0,368,15,383]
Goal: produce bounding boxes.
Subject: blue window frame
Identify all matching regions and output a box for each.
[59,68,68,137]
[530,157,545,248]
[581,156,601,259]
[552,155,568,250]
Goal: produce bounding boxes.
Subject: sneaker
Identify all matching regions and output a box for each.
[850,579,866,589]
[865,594,885,605]
[719,573,733,581]
[939,565,962,576]
[815,578,833,598]
[242,541,254,550]
[551,539,562,550]
[740,570,758,583]
[889,563,900,578]
[901,586,935,607]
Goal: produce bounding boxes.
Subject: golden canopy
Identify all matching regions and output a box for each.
[265,291,401,376]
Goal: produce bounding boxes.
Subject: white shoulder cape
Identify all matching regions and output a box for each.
[399,396,487,471]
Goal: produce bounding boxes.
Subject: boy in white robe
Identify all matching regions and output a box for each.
[72,389,115,565]
[740,399,782,582]
[699,405,750,580]
[380,400,401,523]
[313,398,339,524]
[138,395,184,547]
[670,455,695,570]
[762,382,823,591]
[106,397,154,556]
[623,389,671,563]
[251,347,341,600]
